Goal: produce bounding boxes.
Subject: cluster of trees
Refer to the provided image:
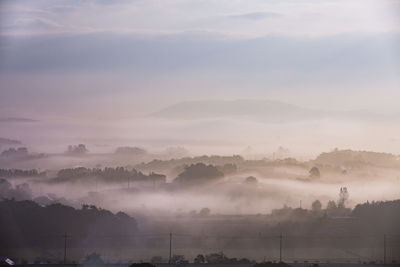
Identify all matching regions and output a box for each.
[193,252,254,264]
[0,147,44,160]
[165,253,253,264]
[0,178,32,200]
[0,199,137,248]
[1,198,399,258]
[173,163,224,185]
[0,168,43,177]
[136,155,244,173]
[0,178,70,206]
[135,154,308,180]
[50,167,166,184]
[65,144,88,155]
[352,199,400,234]
[1,147,29,157]
[308,166,320,178]
[0,137,21,145]
[314,149,400,168]
[217,163,237,175]
[261,198,399,241]
[272,189,352,221]
[244,176,258,185]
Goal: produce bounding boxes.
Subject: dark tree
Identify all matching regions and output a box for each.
[338,187,349,208]
[244,176,258,185]
[1,147,29,157]
[66,144,88,155]
[309,166,320,178]
[199,207,211,216]
[326,200,337,210]
[311,200,322,212]
[194,254,205,264]
[173,163,224,185]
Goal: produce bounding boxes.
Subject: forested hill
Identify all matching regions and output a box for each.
[351,199,400,235]
[0,199,137,248]
[314,149,400,168]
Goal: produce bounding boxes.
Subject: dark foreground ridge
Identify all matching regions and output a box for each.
[1,199,399,265]
[0,199,137,248]
[6,263,397,267]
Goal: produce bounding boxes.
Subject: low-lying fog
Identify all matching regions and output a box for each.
[3,155,400,216]
[2,99,400,216]
[2,127,400,262]
[3,99,400,159]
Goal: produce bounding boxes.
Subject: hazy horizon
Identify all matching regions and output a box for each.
[1,0,400,159]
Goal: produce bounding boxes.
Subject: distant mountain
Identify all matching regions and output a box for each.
[152,99,327,123]
[152,99,396,123]
[0,117,37,123]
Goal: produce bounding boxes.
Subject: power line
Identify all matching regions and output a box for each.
[11,231,400,264]
[35,232,400,240]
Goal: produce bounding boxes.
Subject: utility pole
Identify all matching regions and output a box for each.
[279,232,283,263]
[384,234,386,265]
[169,232,172,264]
[63,233,69,264]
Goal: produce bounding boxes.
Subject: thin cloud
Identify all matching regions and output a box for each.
[2,17,62,31]
[228,11,282,20]
[0,117,37,123]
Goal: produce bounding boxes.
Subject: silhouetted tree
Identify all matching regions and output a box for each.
[309,167,320,178]
[205,252,227,264]
[194,254,205,263]
[326,200,337,214]
[218,163,237,175]
[199,207,211,216]
[338,187,349,208]
[311,200,322,212]
[66,144,88,155]
[173,163,224,185]
[326,200,337,210]
[0,179,32,200]
[171,254,185,263]
[244,176,258,185]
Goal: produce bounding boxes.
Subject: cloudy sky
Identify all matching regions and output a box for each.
[0,0,400,155]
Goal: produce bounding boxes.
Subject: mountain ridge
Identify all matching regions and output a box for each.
[151,99,393,123]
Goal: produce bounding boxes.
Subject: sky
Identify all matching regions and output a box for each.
[0,0,400,155]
